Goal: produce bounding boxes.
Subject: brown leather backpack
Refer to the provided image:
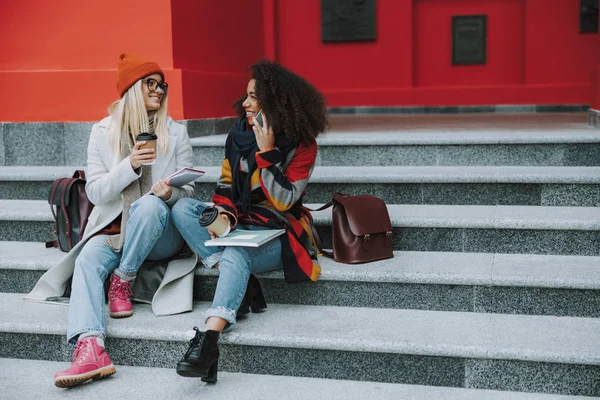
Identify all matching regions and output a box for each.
[46,170,94,252]
[311,193,393,264]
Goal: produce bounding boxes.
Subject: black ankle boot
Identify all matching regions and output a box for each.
[237,275,267,318]
[176,327,220,382]
[248,274,267,313]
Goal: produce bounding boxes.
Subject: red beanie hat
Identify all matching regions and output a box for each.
[116,53,164,98]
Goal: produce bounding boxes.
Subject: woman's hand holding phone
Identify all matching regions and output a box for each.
[252,111,275,151]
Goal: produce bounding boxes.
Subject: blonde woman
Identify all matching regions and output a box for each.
[26,53,194,387]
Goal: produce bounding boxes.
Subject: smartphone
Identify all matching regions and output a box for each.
[255,110,264,128]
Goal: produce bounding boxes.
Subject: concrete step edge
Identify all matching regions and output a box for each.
[3,200,600,231]
[189,130,600,146]
[1,357,591,400]
[2,242,600,289]
[2,293,600,366]
[4,165,600,184]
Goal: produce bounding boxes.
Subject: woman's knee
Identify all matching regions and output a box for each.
[171,198,208,226]
[74,250,108,282]
[130,195,169,219]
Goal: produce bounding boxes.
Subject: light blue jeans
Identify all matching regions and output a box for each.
[171,198,283,327]
[67,195,183,344]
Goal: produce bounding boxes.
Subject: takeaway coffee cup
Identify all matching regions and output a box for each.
[135,132,158,165]
[199,207,231,237]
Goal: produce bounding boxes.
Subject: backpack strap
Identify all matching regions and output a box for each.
[72,170,86,180]
[59,179,74,250]
[309,224,333,259]
[45,239,59,249]
[46,178,66,249]
[305,194,346,259]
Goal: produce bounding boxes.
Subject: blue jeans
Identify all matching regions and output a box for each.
[67,195,183,344]
[171,198,283,327]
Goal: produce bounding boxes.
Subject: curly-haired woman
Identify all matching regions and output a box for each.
[26,53,195,388]
[171,60,328,383]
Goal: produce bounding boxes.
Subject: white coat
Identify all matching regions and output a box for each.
[25,115,198,316]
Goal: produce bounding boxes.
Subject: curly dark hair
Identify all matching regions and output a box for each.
[234,60,328,144]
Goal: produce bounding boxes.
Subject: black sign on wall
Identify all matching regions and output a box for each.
[580,0,599,33]
[452,15,487,66]
[321,0,376,42]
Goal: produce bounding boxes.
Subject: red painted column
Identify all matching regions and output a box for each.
[170,0,264,120]
[263,0,277,60]
[0,0,265,122]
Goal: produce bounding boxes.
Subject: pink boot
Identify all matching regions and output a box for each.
[108,273,133,318]
[54,337,115,388]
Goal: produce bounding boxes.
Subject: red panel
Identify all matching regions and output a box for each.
[324,84,591,106]
[525,0,600,84]
[415,0,524,87]
[0,0,173,70]
[180,70,247,119]
[170,0,264,73]
[592,67,600,110]
[263,0,277,60]
[276,0,414,91]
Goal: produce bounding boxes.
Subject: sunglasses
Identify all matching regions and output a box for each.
[143,78,168,95]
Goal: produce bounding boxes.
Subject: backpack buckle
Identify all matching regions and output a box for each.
[363,234,370,251]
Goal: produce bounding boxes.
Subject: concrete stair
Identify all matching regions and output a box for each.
[1,113,599,397]
[2,293,600,396]
[192,114,600,167]
[2,165,600,206]
[2,359,593,400]
[2,242,600,318]
[3,199,600,256]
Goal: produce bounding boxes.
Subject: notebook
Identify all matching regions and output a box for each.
[141,167,204,197]
[204,229,285,247]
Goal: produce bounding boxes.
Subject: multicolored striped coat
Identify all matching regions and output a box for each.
[213,136,321,283]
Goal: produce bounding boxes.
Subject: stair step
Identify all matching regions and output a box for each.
[2,358,590,400]
[4,114,598,167]
[1,293,599,395]
[191,115,600,167]
[2,165,600,207]
[2,241,599,318]
[2,200,600,256]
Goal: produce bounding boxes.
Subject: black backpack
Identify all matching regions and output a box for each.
[46,170,95,252]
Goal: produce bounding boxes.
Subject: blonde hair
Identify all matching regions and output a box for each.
[107,79,169,162]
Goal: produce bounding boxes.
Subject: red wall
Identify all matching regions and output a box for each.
[525,0,600,85]
[0,0,174,71]
[1,0,599,121]
[415,0,524,87]
[275,0,600,107]
[0,0,178,122]
[0,0,262,122]
[276,0,413,90]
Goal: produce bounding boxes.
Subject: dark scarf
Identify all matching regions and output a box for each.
[228,118,294,213]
